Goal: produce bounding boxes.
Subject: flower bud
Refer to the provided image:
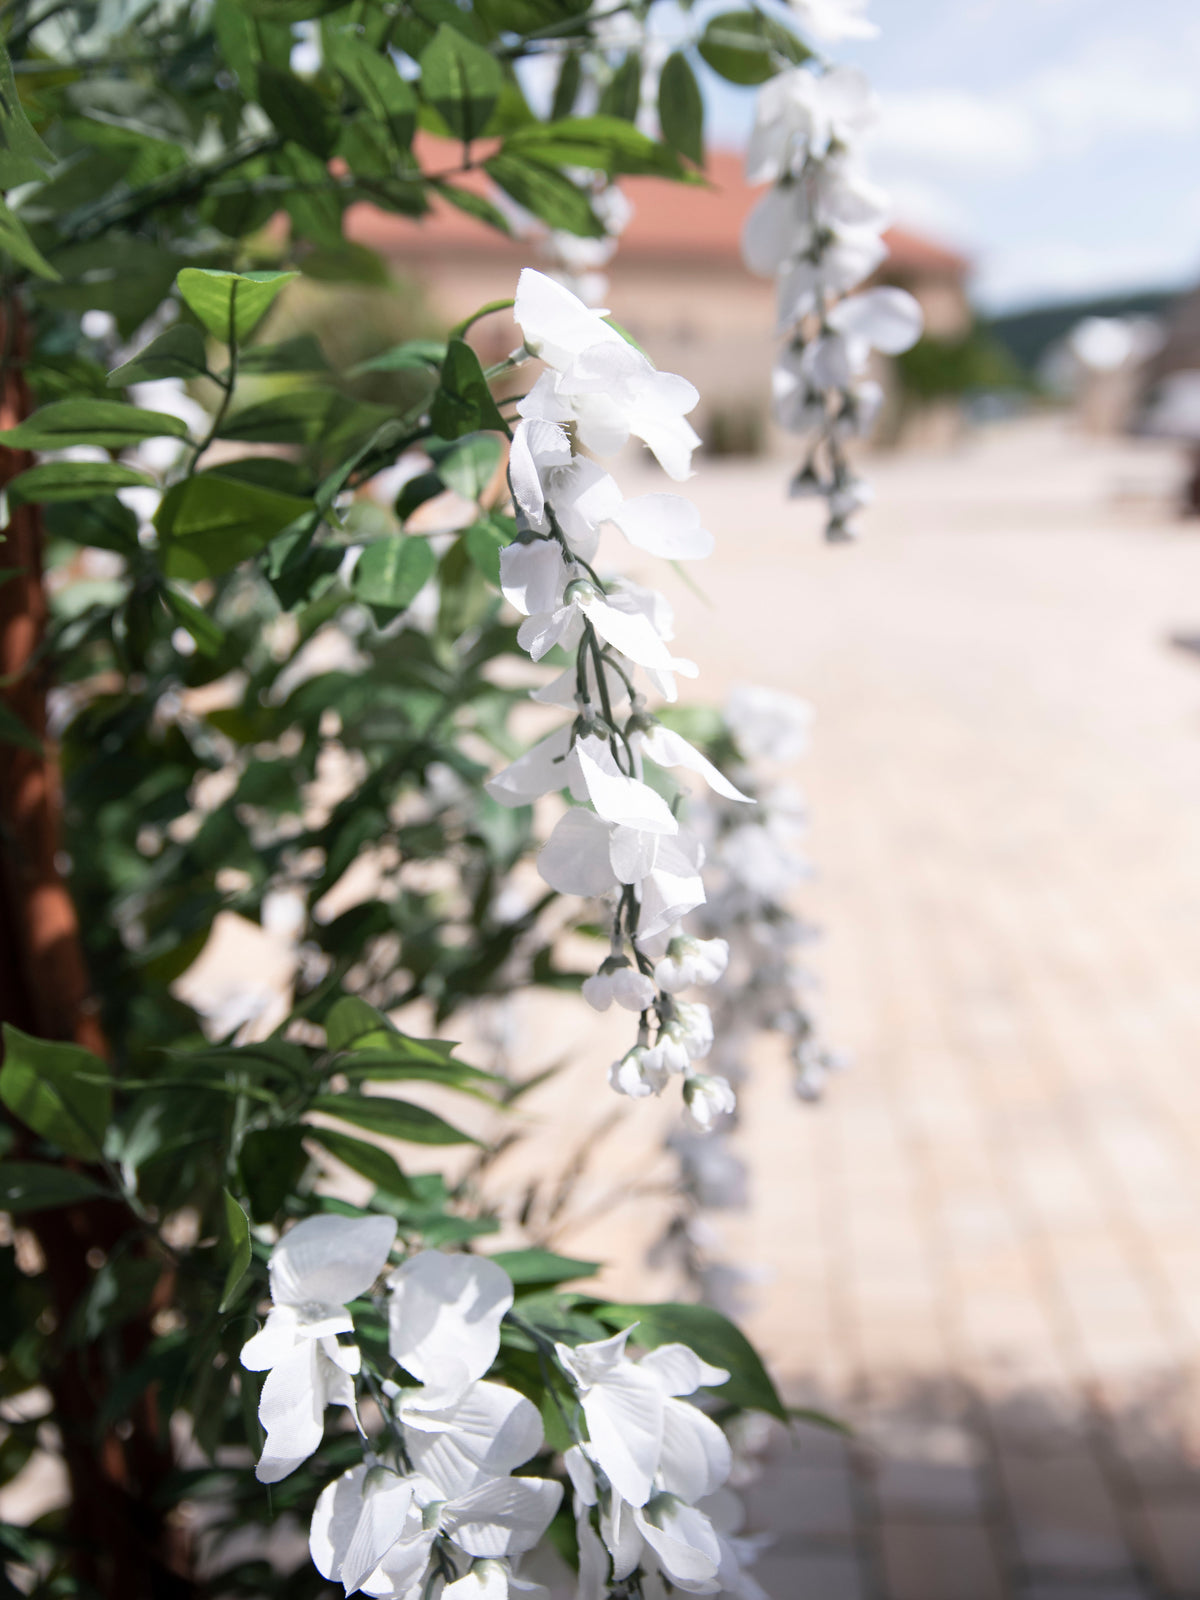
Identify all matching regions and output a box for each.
[609,1046,669,1098]
[683,1073,737,1133]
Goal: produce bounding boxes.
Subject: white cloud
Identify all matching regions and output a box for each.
[870,89,1037,176]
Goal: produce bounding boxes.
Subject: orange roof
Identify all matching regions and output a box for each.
[347,137,971,279]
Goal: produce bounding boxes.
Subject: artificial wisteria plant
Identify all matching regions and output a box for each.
[0,1,897,1596]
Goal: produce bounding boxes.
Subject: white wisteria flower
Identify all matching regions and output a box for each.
[240,1214,396,1483]
[514,269,702,481]
[725,684,813,764]
[745,64,876,183]
[683,1074,738,1134]
[583,956,658,1013]
[654,935,730,994]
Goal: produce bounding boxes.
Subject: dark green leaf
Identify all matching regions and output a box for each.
[307,1127,414,1199]
[504,116,691,180]
[0,1162,105,1214]
[349,339,446,379]
[217,389,338,446]
[599,53,640,122]
[551,52,581,122]
[0,197,58,281]
[107,325,212,387]
[430,338,509,439]
[238,1127,308,1222]
[236,335,332,375]
[698,11,810,85]
[257,64,336,156]
[353,536,436,611]
[593,1300,786,1419]
[310,1093,478,1145]
[432,180,514,237]
[330,35,417,155]
[485,152,604,237]
[155,472,311,581]
[0,1025,112,1162]
[490,1249,600,1289]
[0,399,190,450]
[420,24,502,143]
[0,43,53,187]
[176,268,299,343]
[325,996,398,1052]
[219,1190,252,1312]
[161,587,225,658]
[658,52,704,165]
[7,461,156,508]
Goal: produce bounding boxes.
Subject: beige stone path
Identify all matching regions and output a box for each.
[650,419,1200,1600]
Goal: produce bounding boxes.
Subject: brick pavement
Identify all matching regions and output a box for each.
[669,421,1200,1598]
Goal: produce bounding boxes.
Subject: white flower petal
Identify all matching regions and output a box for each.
[829,286,923,355]
[640,725,752,803]
[580,1366,664,1508]
[500,540,567,618]
[256,1340,324,1483]
[486,727,578,808]
[657,1400,733,1503]
[269,1214,396,1310]
[514,268,621,368]
[403,1381,544,1497]
[639,1343,730,1397]
[576,743,677,833]
[609,494,714,560]
[341,1470,418,1594]
[635,1497,721,1588]
[538,806,620,897]
[442,1476,564,1558]
[387,1252,513,1401]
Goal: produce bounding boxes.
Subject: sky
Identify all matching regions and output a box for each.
[701,0,1200,311]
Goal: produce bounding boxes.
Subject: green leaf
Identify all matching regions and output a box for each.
[155,472,311,581]
[490,1249,600,1289]
[0,399,190,451]
[0,701,39,753]
[310,1093,478,1146]
[439,433,503,501]
[0,1162,105,1214]
[349,339,446,378]
[107,325,212,387]
[463,516,513,586]
[599,52,640,122]
[176,268,299,343]
[551,51,581,122]
[338,1048,501,1098]
[307,1127,415,1199]
[0,197,58,281]
[0,1025,112,1162]
[593,1300,786,1419]
[330,35,418,155]
[219,1189,252,1312]
[238,1126,308,1223]
[235,335,331,375]
[256,64,336,156]
[430,338,509,440]
[420,24,503,143]
[658,52,704,166]
[44,495,139,552]
[325,996,398,1052]
[504,116,691,180]
[7,461,156,509]
[484,152,603,237]
[161,587,225,658]
[217,389,338,446]
[698,11,810,85]
[433,180,514,237]
[0,42,53,187]
[353,536,436,612]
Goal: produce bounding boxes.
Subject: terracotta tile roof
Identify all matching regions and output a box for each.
[347,136,971,279]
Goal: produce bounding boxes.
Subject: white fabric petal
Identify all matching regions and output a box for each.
[500,540,567,618]
[240,1305,301,1371]
[516,602,582,662]
[513,268,621,369]
[602,1493,645,1582]
[639,725,752,803]
[829,286,923,355]
[609,494,714,560]
[576,743,677,833]
[608,824,661,887]
[387,1252,513,1402]
[269,1214,396,1310]
[255,1340,324,1483]
[582,596,677,672]
[509,419,570,528]
[635,1498,721,1588]
[580,1366,664,1508]
[657,1401,733,1504]
[741,186,809,278]
[364,1526,436,1599]
[485,727,579,807]
[639,1343,730,1397]
[341,1470,418,1594]
[538,806,620,897]
[442,1476,564,1558]
[403,1382,544,1497]
[311,1464,371,1583]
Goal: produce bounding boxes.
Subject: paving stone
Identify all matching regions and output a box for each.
[878,1519,1006,1600]
[995,1449,1136,1578]
[1139,1499,1200,1595]
[751,1548,867,1600]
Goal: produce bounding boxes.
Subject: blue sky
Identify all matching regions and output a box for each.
[701,0,1200,311]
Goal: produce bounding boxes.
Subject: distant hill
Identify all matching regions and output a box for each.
[984,288,1185,374]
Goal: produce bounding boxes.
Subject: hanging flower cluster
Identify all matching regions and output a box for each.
[239,1216,765,1598]
[559,1332,765,1598]
[741,28,924,538]
[487,269,753,1129]
[241,1218,561,1596]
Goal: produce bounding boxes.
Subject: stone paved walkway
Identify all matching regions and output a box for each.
[667,420,1200,1599]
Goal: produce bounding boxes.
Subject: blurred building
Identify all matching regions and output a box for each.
[348,144,971,455]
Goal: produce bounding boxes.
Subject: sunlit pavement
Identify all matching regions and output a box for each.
[651,417,1200,1599]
